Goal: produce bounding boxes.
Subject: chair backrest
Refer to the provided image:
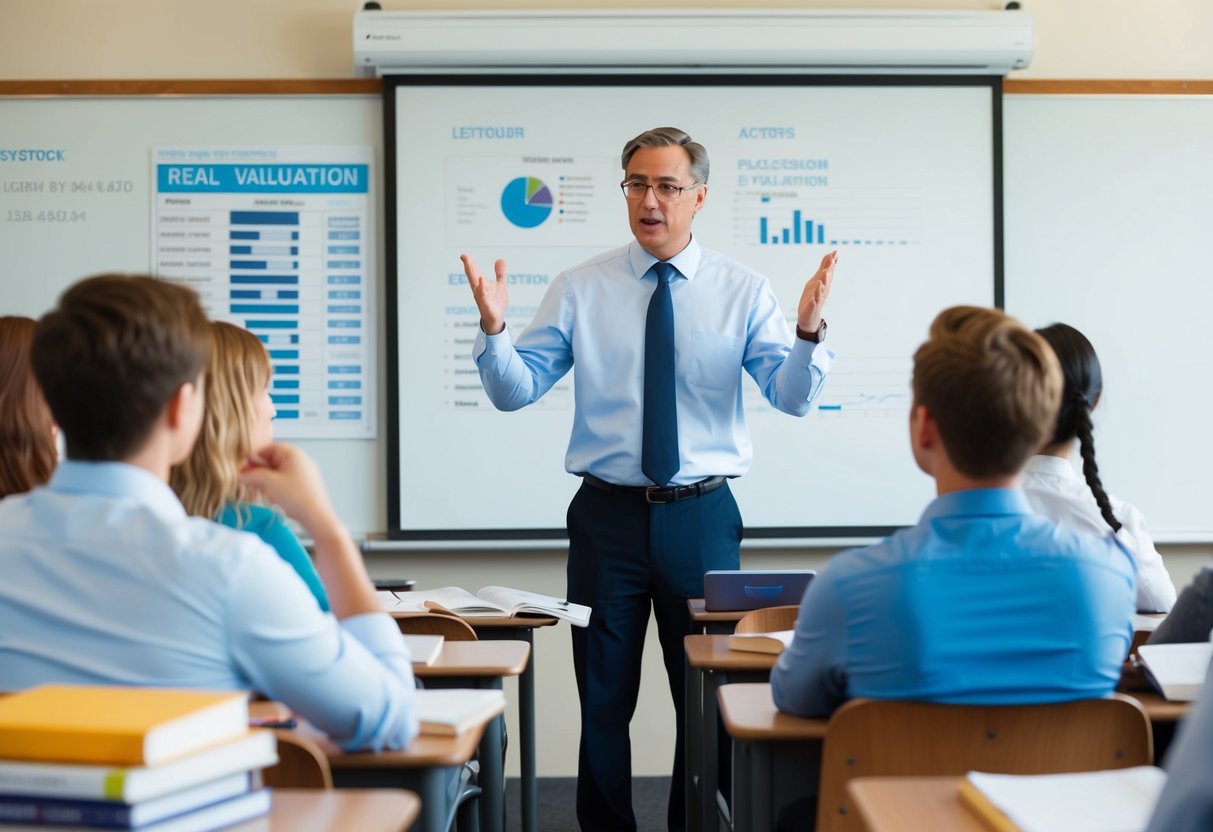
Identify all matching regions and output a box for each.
[816,695,1153,832]
[734,604,799,634]
[261,729,333,789]
[395,612,478,641]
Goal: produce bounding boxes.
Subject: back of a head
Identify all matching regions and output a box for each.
[1035,323,1102,445]
[171,321,271,518]
[913,306,1063,479]
[32,275,210,462]
[0,316,57,497]
[1035,322,1122,533]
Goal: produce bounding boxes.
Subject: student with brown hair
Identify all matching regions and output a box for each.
[771,306,1136,719]
[0,316,56,498]
[171,321,328,611]
[0,274,416,752]
[1022,323,1176,612]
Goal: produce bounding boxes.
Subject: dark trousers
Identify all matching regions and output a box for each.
[567,480,742,832]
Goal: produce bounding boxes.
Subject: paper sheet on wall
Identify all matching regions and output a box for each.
[151,146,375,440]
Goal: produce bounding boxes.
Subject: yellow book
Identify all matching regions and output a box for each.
[0,685,249,767]
[958,768,1167,832]
[727,630,795,655]
[958,776,1021,832]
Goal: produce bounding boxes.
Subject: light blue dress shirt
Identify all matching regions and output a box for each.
[0,461,417,752]
[218,502,330,613]
[771,488,1136,717]
[473,238,834,486]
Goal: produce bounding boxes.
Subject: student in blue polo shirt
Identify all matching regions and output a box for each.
[772,305,1135,718]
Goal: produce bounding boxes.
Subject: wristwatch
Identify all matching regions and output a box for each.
[796,319,827,344]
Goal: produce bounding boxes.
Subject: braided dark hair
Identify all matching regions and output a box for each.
[1036,324,1122,533]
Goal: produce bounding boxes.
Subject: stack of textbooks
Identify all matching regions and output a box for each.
[0,685,277,831]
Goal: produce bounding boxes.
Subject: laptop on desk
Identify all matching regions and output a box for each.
[703,570,815,612]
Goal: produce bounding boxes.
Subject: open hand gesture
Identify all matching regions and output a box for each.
[797,251,838,334]
[460,253,509,335]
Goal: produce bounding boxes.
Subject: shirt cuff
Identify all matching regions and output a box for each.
[473,323,511,363]
[340,611,411,659]
[788,337,835,373]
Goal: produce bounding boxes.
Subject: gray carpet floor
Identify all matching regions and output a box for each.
[505,776,672,832]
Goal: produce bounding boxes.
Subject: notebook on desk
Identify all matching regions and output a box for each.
[703,570,815,612]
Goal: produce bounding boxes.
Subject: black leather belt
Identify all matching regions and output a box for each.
[581,473,727,505]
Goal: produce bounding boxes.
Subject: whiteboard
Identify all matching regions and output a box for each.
[3,91,1209,544]
[386,76,999,541]
[0,95,387,536]
[1004,94,1213,542]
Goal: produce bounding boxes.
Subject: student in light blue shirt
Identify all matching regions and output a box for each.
[171,321,328,611]
[772,306,1136,719]
[0,275,416,752]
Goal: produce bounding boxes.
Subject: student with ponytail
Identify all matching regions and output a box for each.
[1022,323,1176,612]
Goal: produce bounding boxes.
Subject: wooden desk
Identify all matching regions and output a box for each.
[412,638,526,832]
[683,634,779,832]
[296,716,489,832]
[228,788,421,832]
[288,640,525,832]
[716,682,829,832]
[414,640,529,678]
[847,778,984,832]
[393,612,555,832]
[688,598,748,635]
[1124,690,1191,724]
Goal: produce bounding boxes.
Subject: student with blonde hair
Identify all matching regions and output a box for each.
[0,316,57,499]
[171,321,328,611]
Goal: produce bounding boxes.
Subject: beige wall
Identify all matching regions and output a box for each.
[3,0,1213,80]
[3,0,1211,779]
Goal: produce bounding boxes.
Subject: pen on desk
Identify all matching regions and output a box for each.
[249,717,298,730]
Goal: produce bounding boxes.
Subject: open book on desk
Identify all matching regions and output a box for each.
[379,586,592,628]
[958,767,1166,832]
[1137,641,1213,701]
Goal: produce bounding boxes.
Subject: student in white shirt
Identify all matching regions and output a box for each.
[1022,323,1176,612]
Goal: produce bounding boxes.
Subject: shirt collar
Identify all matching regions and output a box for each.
[1022,454,1080,480]
[48,460,188,522]
[919,488,1034,523]
[628,236,702,282]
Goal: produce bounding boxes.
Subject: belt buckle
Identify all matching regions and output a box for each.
[645,486,666,505]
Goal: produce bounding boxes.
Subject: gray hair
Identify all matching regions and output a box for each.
[621,127,709,185]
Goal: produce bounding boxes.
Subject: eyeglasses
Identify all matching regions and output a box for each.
[620,180,701,202]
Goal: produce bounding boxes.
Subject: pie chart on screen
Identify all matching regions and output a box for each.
[501,176,553,228]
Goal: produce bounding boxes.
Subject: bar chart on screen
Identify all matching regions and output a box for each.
[151,146,375,439]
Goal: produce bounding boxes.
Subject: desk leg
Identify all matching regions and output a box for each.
[479,711,506,832]
[685,655,702,832]
[701,669,719,832]
[475,627,537,832]
[731,739,773,832]
[519,631,537,832]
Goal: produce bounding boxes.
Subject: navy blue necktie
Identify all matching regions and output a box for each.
[642,262,680,486]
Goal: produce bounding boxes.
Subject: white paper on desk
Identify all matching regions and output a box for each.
[965,767,1166,832]
[401,634,444,666]
[1132,613,1164,633]
[1137,642,1213,701]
